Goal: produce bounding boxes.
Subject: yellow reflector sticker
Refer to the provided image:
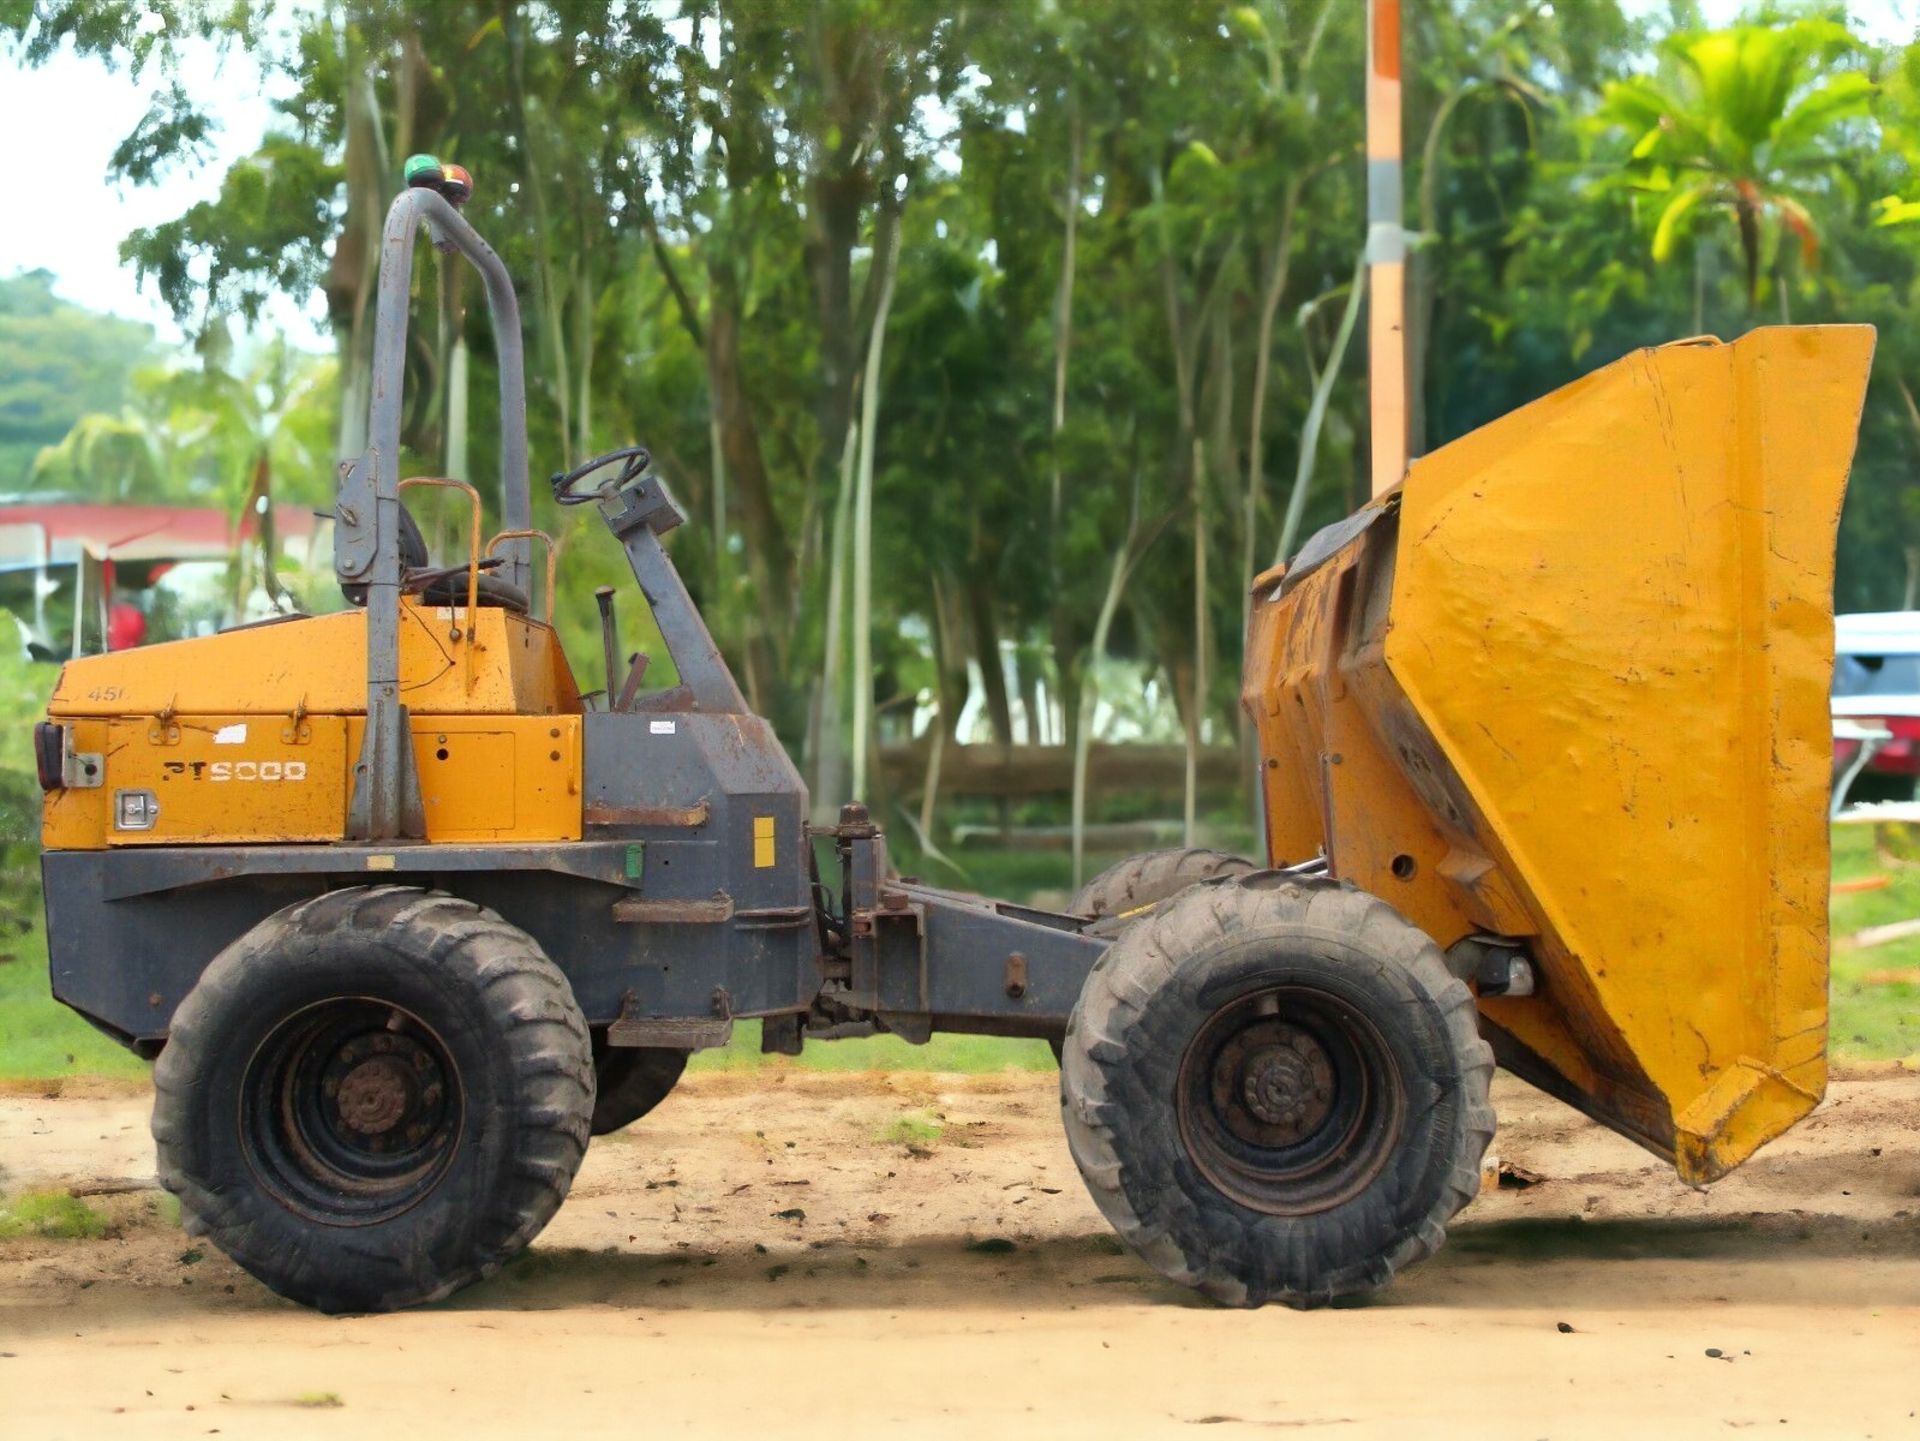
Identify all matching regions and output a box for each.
[366,854,396,871]
[753,815,776,869]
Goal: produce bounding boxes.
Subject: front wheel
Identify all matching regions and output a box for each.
[1060,873,1493,1307]
[153,886,594,1314]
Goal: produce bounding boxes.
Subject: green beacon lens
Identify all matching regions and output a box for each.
[403,153,444,189]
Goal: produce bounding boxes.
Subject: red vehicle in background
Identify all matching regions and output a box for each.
[1832,611,1920,802]
[0,501,321,660]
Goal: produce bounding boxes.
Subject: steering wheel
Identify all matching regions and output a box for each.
[551,445,652,506]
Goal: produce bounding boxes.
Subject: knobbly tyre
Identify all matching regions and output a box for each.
[36,158,1875,1313]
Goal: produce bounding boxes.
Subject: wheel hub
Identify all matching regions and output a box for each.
[244,999,461,1223]
[334,1057,412,1136]
[1213,1022,1335,1145]
[1177,987,1406,1217]
[318,1029,446,1152]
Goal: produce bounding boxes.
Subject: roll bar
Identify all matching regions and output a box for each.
[335,186,532,840]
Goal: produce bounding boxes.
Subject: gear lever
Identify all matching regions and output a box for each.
[594,586,621,707]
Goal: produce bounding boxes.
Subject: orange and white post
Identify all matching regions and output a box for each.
[1366,0,1408,498]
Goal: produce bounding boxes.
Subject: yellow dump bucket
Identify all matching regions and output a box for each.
[1244,326,1875,1183]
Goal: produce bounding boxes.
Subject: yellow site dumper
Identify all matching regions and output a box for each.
[35,167,1877,1315]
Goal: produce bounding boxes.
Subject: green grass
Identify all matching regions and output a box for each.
[688,1024,1055,1074]
[0,1188,110,1240]
[0,917,150,1082]
[1828,825,1920,1060]
[874,1108,945,1146]
[0,827,1914,1083]
[894,845,1101,904]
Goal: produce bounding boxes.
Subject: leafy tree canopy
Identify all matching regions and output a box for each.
[11,0,1920,841]
[0,270,155,492]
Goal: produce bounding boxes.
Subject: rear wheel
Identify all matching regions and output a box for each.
[1051,847,1257,1061]
[1071,846,1257,923]
[1060,873,1493,1307]
[153,886,593,1314]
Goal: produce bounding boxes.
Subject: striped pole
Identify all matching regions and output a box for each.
[1366,0,1408,498]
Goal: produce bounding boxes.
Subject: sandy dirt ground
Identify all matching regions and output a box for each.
[0,1070,1917,1441]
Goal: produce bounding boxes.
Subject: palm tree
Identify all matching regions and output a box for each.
[1599,19,1873,316]
[27,403,175,503]
[32,335,336,614]
[162,335,336,612]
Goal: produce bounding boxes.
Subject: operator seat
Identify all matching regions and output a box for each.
[341,502,530,614]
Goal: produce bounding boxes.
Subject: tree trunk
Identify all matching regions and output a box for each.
[1052,632,1083,761]
[1243,187,1300,630]
[444,247,471,485]
[849,206,903,801]
[919,568,965,846]
[706,272,787,598]
[967,576,1014,748]
[1150,166,1240,848]
[705,271,793,644]
[1208,301,1236,513]
[804,107,869,637]
[1197,297,1240,842]
[931,570,970,740]
[1015,648,1048,746]
[1047,99,1085,768]
[573,251,595,461]
[246,447,288,610]
[641,220,728,592]
[507,6,573,462]
[812,421,859,822]
[327,60,387,463]
[1737,192,1761,316]
[1240,195,1299,839]
[809,174,862,515]
[917,705,946,847]
[1410,83,1469,462]
[1278,255,1367,565]
[705,408,727,578]
[435,328,466,480]
[1072,479,1147,889]
[1693,241,1706,336]
[1049,98,1083,539]
[1187,432,1207,848]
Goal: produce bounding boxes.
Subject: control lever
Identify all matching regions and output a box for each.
[615,653,651,713]
[595,587,621,703]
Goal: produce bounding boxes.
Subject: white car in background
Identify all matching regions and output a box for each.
[1833,611,1920,800]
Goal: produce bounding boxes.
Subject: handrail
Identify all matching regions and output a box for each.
[486,528,558,622]
[337,186,531,840]
[399,477,483,693]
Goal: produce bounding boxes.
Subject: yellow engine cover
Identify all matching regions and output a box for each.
[48,604,578,719]
[43,602,584,849]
